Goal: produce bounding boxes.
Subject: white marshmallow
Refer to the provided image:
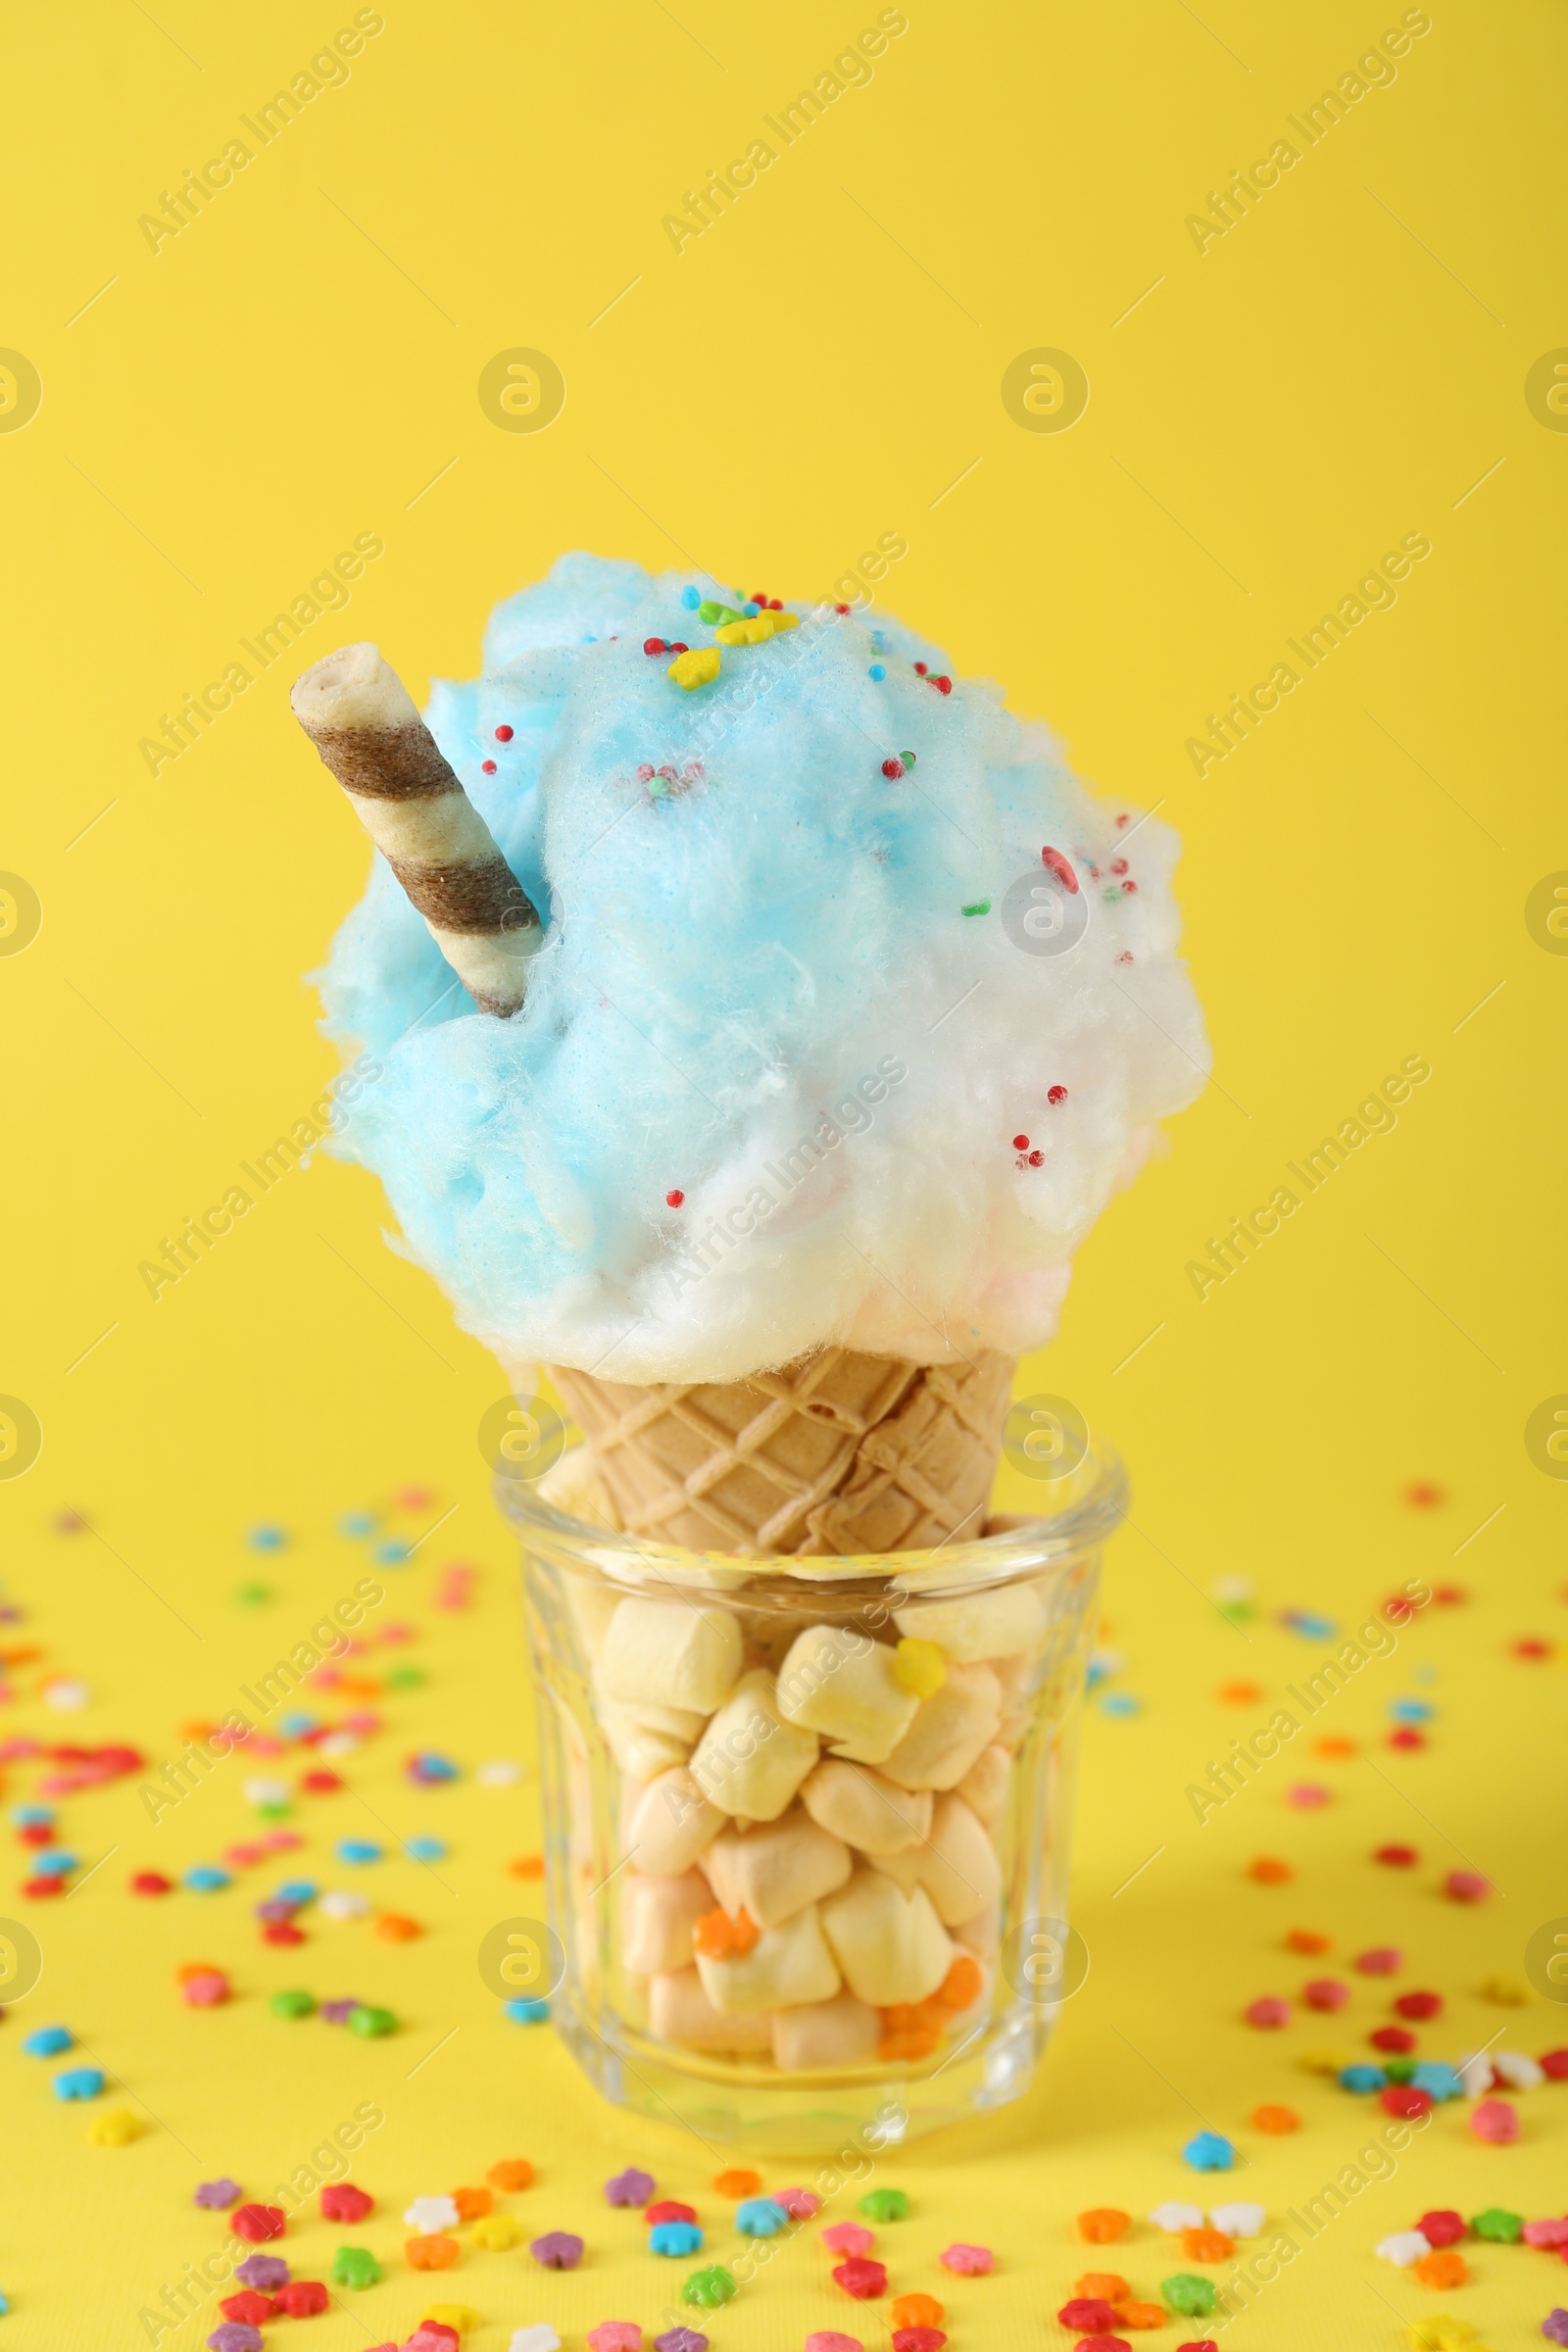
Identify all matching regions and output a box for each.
[649,1967,773,2054]
[598,1699,694,1782]
[1150,2200,1204,2232]
[696,1902,842,2015]
[1209,2202,1266,2239]
[1375,2230,1432,2267]
[819,1870,954,2008]
[690,1669,819,1821]
[914,1792,1004,1925]
[879,1662,1002,1790]
[771,1989,882,2071]
[537,1442,619,1529]
[894,1585,1047,1663]
[598,1594,743,1714]
[955,1743,1011,1831]
[705,1813,853,1929]
[801,1758,933,1855]
[952,1902,1001,1960]
[620,1869,712,1976]
[775,1627,919,1764]
[621,1767,721,1876]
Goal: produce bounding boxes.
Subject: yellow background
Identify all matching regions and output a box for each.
[2,1,1565,2343]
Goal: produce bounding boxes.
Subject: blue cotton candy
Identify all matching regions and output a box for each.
[316,556,1208,1384]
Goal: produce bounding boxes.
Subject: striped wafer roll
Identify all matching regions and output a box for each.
[291,641,541,1018]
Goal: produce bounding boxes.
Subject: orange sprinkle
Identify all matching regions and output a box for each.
[1250,2103,1300,2133]
[1286,1928,1333,1954]
[451,2186,494,2220]
[1113,2302,1167,2330]
[487,2159,534,2191]
[1076,2208,1130,2243]
[1181,2228,1234,2261]
[712,2169,761,2198]
[1413,2250,1467,2288]
[1249,1856,1294,1884]
[1216,1680,1263,1703]
[937,1954,983,2010]
[878,2026,941,2061]
[1312,1735,1357,1758]
[694,1906,760,1959]
[890,2294,944,2328]
[405,2235,460,2270]
[1073,2273,1129,2300]
[508,1855,546,1880]
[338,1673,382,1696]
[375,1913,421,1942]
[174,1961,223,1984]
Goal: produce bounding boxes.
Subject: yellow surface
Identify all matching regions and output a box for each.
[2,1,1566,2345]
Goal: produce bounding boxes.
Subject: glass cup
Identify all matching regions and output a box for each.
[498,1447,1124,2152]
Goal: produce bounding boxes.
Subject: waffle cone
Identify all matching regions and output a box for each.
[548,1347,1014,1556]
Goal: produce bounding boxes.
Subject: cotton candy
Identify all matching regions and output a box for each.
[317,555,1207,1383]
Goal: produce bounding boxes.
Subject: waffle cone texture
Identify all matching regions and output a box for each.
[549,1347,1014,1556]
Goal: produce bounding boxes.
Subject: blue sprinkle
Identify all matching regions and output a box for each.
[183,1864,231,1892]
[650,2220,704,2256]
[31,1849,78,1877]
[1099,1691,1141,1717]
[373,1538,411,1564]
[734,2197,788,2238]
[11,1804,54,1827]
[1388,1697,1434,1722]
[1280,1610,1337,1641]
[274,1880,318,1905]
[868,663,887,681]
[1181,2130,1235,2171]
[1338,2063,1387,2093]
[405,1835,447,1862]
[336,1838,383,1865]
[278,1711,318,1739]
[1410,2061,1462,2100]
[52,2067,105,2102]
[409,1752,460,1783]
[338,1510,376,1538]
[246,1525,288,1551]
[503,1997,550,2023]
[680,586,701,610]
[21,2025,73,2057]
[742,602,760,618]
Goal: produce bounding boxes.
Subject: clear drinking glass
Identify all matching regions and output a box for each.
[498,1449,1124,2152]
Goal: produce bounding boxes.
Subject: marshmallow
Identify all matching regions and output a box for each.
[819,1870,954,2008]
[696,1902,841,2015]
[915,1793,1004,1925]
[597,1699,695,1782]
[597,1595,743,1713]
[801,1758,933,1855]
[537,1442,619,1530]
[955,1743,1011,1830]
[620,1870,712,1976]
[705,1814,853,1930]
[649,1967,773,2054]
[893,1584,1047,1663]
[561,1571,622,1662]
[690,1669,819,1821]
[620,1767,721,1876]
[775,1627,920,1764]
[771,1989,882,2071]
[952,1902,1001,1960]
[879,1662,1002,1790]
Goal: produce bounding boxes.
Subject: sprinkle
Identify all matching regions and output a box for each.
[881,758,905,779]
[1208,2202,1264,2237]
[270,1988,316,2020]
[821,2224,874,2257]
[1048,1084,1068,1104]
[219,2293,274,2326]
[805,2338,862,2352]
[488,2159,535,2190]
[52,2067,105,2101]
[207,2328,264,2352]
[184,1863,231,1892]
[406,2196,462,2232]
[680,586,701,609]
[712,2169,760,2197]
[653,2334,707,2352]
[233,2255,289,2289]
[869,664,887,681]
[495,724,514,741]
[890,2296,944,2328]
[1059,2301,1119,2333]
[1468,2096,1518,2142]
[481,760,497,774]
[1396,1989,1443,2020]
[347,2003,396,2036]
[586,2328,641,2352]
[504,1997,550,2023]
[775,2188,820,2219]
[643,639,666,655]
[1042,847,1079,894]
[960,901,990,917]
[337,1838,383,1865]
[665,1190,685,1207]
[1245,1996,1291,2029]
[21,2025,73,2056]
[1181,2132,1234,2172]
[1356,1945,1402,1974]
[668,647,721,692]
[1340,2064,1387,2092]
[938,2242,993,2275]
[1412,2250,1467,2287]
[833,2257,888,2298]
[1470,2206,1523,2241]
[273,2281,329,2314]
[1077,2210,1131,2241]
[87,2107,144,2145]
[1150,2204,1204,2233]
[1445,1870,1491,1902]
[471,2215,523,2250]
[651,2223,703,2257]
[405,2235,461,2270]
[735,2198,788,2237]
[679,2267,736,2308]
[606,2168,655,2207]
[1250,2104,1298,2132]
[232,2205,287,2244]
[1303,1977,1349,2010]
[1375,1843,1419,1867]
[1248,1856,1293,1884]
[1162,2276,1218,2318]
[197,2179,243,2209]
[531,2232,584,2270]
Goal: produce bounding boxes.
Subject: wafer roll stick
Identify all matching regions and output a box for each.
[291,641,541,1017]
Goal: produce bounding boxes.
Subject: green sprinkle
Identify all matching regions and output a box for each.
[682,2266,737,2308]
[900,750,917,766]
[330,2245,383,2288]
[697,599,741,625]
[1471,2206,1524,2242]
[347,2003,397,2037]
[1162,2274,1218,2317]
[960,900,991,917]
[1382,2056,1417,2082]
[857,2186,909,2222]
[383,1663,426,1689]
[270,1988,316,2019]
[256,1801,293,1822]
[1102,886,1120,903]
[234,1582,272,1606]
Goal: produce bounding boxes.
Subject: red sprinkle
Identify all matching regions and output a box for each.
[302,1770,342,1792]
[1120,878,1138,894]
[882,758,905,779]
[274,2281,328,2317]
[321,2182,374,2222]
[1381,2083,1433,2120]
[835,603,852,614]
[1369,2026,1416,2053]
[131,1871,174,1896]
[1048,1085,1068,1105]
[1027,1150,1043,1167]
[220,2291,276,2325]
[1012,1135,1030,1151]
[665,1191,685,1208]
[1395,1989,1443,2019]
[1110,858,1128,875]
[1374,1843,1418,1867]
[1115,812,1130,827]
[1446,1869,1491,1902]
[232,2204,287,2243]
[833,2256,888,2299]
[643,638,666,656]
[23,1878,64,1898]
[913,661,928,674]
[495,724,514,741]
[1388,1729,1426,1750]
[1539,2048,1568,2079]
[1042,847,1079,894]
[481,760,497,774]
[932,675,953,694]
[647,2200,697,2225]
[1417,2209,1466,2246]
[1405,1481,1445,1507]
[262,1921,305,1946]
